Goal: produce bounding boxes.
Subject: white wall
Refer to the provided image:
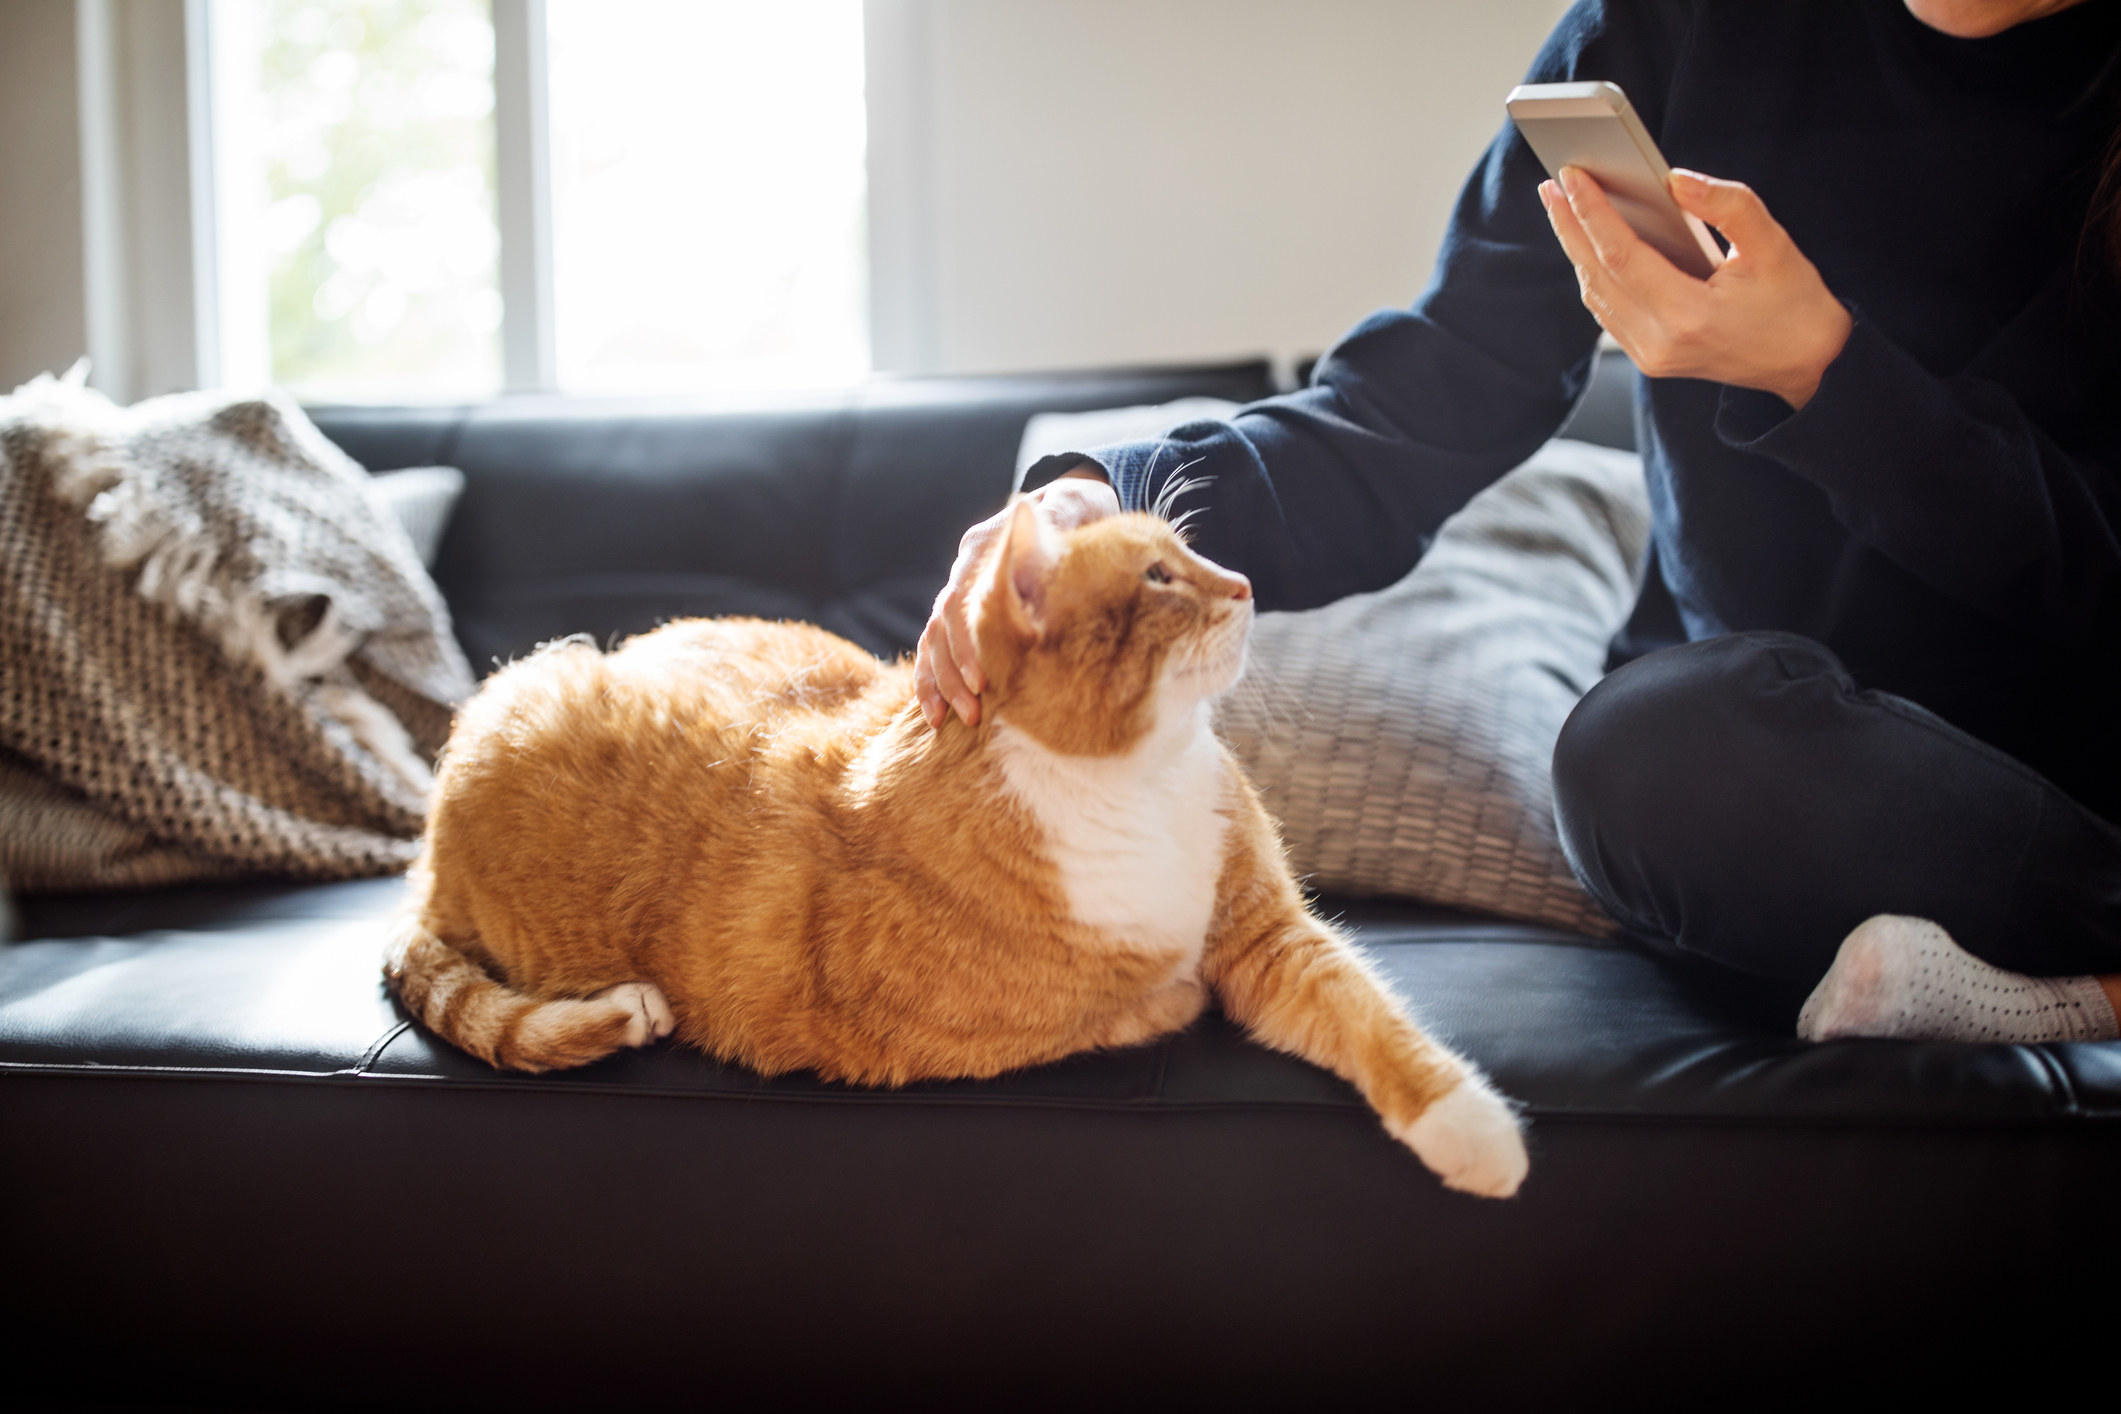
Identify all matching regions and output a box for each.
[0,1,88,390]
[0,0,211,402]
[868,0,1574,377]
[6,1,1575,398]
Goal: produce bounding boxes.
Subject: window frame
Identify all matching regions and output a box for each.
[79,0,904,404]
[491,0,555,393]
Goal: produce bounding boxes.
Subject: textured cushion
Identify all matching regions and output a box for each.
[0,383,472,893]
[364,465,465,569]
[1217,438,1649,935]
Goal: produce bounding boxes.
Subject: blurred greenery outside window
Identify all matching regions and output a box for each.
[230,0,502,399]
[217,0,869,401]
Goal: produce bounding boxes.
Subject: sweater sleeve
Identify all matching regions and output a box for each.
[1022,0,1693,612]
[1713,294,2121,640]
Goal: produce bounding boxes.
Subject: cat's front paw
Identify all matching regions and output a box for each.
[1391,1077,1528,1199]
[590,981,677,1048]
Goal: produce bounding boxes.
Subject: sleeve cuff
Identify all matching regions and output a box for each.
[1712,308,1892,469]
[1017,452,1109,494]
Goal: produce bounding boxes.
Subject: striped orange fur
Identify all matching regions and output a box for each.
[384,503,1528,1195]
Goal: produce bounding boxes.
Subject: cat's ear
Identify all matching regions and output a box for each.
[992,497,1058,639]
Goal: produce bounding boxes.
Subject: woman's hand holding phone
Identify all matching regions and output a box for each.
[1541,166,1852,411]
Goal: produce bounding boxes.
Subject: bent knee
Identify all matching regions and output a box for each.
[1557,632,1841,805]
[1554,632,1844,926]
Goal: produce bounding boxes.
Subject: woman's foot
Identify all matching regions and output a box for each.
[1797,915,2120,1044]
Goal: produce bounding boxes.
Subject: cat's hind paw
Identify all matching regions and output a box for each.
[1392,1077,1528,1199]
[590,981,677,1048]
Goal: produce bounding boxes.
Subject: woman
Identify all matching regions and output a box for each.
[915,0,2121,1043]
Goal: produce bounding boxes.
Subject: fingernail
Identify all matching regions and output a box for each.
[1670,167,1704,189]
[1538,180,1556,208]
[1559,166,1583,194]
[962,665,984,693]
[953,695,977,725]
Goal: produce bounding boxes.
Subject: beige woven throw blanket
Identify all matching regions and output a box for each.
[0,370,475,891]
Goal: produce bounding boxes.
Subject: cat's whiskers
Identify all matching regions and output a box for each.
[1217,660,1310,738]
[1148,463,1214,542]
[1166,507,1207,542]
[1219,618,1308,732]
[1165,604,1253,698]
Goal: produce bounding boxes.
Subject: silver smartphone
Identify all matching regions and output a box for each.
[1506,80,1723,279]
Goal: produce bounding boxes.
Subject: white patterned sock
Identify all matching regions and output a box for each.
[1797,915,2120,1044]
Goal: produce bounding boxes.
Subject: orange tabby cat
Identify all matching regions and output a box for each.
[385,500,1528,1196]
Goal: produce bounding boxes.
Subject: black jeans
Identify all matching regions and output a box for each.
[1553,632,2121,987]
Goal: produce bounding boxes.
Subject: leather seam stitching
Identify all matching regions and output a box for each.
[1,1060,2112,1126]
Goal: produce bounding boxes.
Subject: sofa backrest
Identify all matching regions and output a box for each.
[312,362,1275,669]
[311,352,1634,672]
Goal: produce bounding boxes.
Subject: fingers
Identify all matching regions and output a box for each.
[915,514,1008,730]
[1668,169,1783,256]
[1556,166,1644,276]
[1032,475,1121,531]
[1539,178,1598,284]
[1541,163,1847,403]
[1556,167,1695,301]
[913,621,947,728]
[914,613,941,726]
[915,615,978,730]
[936,585,982,723]
[1540,178,1652,343]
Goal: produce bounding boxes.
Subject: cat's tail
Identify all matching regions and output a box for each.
[382,917,675,1073]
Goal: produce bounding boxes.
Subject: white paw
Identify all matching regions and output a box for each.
[591,981,676,1048]
[1392,1077,1528,1199]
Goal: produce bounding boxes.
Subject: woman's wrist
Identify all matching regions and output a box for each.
[1764,298,1854,411]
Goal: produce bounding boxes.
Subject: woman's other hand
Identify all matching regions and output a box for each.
[915,470,1120,729]
[1541,166,1853,410]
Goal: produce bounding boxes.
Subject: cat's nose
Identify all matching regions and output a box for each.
[1228,574,1252,602]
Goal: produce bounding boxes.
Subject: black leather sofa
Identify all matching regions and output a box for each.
[5,356,2115,1410]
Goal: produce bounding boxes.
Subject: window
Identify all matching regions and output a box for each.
[214,0,503,397]
[546,1,868,393]
[209,0,867,400]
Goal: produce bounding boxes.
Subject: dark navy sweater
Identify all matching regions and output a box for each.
[1029,0,2121,821]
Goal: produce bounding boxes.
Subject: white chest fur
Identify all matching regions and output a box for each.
[989,705,1231,968]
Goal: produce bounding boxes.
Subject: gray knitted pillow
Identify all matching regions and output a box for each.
[366,465,466,569]
[1216,438,1651,936]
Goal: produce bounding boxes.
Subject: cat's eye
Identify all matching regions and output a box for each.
[1143,563,1172,585]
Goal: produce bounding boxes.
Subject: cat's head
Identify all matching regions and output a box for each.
[972,499,1253,755]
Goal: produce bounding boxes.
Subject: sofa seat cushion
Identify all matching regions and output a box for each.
[10,877,2114,1125]
[6,876,2117,1405]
